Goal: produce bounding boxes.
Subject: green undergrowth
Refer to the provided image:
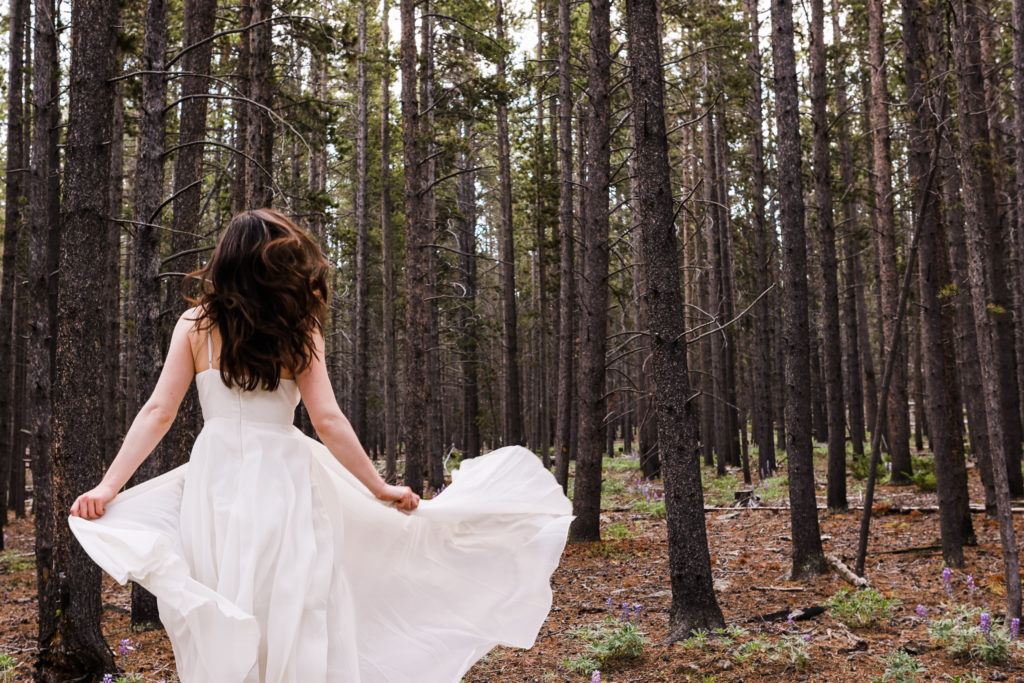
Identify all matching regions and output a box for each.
[825,587,900,629]
[563,616,648,677]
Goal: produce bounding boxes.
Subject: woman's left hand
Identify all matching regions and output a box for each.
[70,482,119,520]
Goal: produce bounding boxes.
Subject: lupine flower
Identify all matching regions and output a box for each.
[942,567,953,595]
[605,597,613,611]
[120,638,130,655]
[621,602,630,619]
[967,574,976,597]
[102,675,113,683]
[786,612,795,629]
[591,671,601,683]
[980,612,991,636]
[1011,617,1020,640]
[633,603,643,620]
[803,634,812,643]
[916,605,928,620]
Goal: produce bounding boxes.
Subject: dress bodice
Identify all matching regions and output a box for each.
[196,369,300,426]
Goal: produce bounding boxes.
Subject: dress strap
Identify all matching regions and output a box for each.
[206,329,213,370]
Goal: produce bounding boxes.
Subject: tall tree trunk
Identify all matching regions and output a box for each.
[569,0,612,543]
[0,0,28,543]
[1014,0,1024,442]
[904,0,973,566]
[810,0,846,509]
[627,0,725,639]
[951,0,1022,619]
[231,0,252,213]
[380,0,399,482]
[127,0,169,631]
[420,2,444,490]
[401,0,428,495]
[867,0,912,483]
[771,0,828,579]
[28,0,60,643]
[553,0,575,490]
[744,0,775,475]
[246,0,273,207]
[832,0,866,459]
[351,0,370,445]
[38,0,120,675]
[457,129,480,461]
[534,0,550,466]
[496,0,524,446]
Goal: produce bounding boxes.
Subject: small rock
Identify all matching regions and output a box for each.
[647,590,671,599]
[717,659,733,671]
[989,672,1007,682]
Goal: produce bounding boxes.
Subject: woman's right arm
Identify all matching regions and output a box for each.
[70,312,198,520]
[295,329,419,512]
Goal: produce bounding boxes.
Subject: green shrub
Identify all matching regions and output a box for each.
[909,455,936,492]
[0,654,20,683]
[850,454,887,482]
[825,587,900,628]
[630,498,666,518]
[929,605,1015,665]
[873,650,925,683]
[568,616,648,667]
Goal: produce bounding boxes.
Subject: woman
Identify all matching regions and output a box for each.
[69,209,573,683]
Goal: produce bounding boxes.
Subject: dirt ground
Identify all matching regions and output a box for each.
[2,449,1022,682]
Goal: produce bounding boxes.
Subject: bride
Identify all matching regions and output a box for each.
[68,208,573,682]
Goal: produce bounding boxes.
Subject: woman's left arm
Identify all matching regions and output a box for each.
[70,312,198,520]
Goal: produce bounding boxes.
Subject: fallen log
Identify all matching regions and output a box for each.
[825,553,869,587]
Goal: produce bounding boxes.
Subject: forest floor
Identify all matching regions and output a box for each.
[1,444,1021,682]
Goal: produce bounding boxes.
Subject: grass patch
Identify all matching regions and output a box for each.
[825,587,900,629]
[0,550,34,573]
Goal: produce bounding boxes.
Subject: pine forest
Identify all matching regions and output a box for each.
[2,0,1024,679]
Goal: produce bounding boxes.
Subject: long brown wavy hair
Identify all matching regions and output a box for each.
[186,209,329,391]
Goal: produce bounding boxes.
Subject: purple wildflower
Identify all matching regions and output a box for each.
[621,602,630,620]
[967,574,976,597]
[803,634,812,643]
[120,638,130,656]
[1012,617,1020,640]
[591,671,601,683]
[102,676,113,683]
[916,605,928,620]
[633,603,643,620]
[605,597,613,611]
[786,612,795,629]
[980,612,991,636]
[942,567,953,595]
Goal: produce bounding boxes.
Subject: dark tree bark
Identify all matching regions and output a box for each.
[939,121,996,513]
[38,0,120,675]
[903,0,973,566]
[744,0,775,476]
[457,130,481,461]
[246,0,274,207]
[496,0,524,447]
[626,0,725,640]
[351,0,370,446]
[0,0,28,543]
[770,0,828,579]
[950,0,1022,619]
[832,0,866,459]
[231,0,252,213]
[380,0,399,482]
[569,0,612,543]
[1014,0,1024,445]
[553,0,575,490]
[401,0,428,495]
[28,0,60,644]
[867,0,913,483]
[127,0,169,631]
[810,0,846,510]
[420,4,444,491]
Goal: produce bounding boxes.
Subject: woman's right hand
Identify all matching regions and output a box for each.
[376,484,420,512]
[69,482,119,520]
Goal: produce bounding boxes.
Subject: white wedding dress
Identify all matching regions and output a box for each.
[68,336,574,682]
